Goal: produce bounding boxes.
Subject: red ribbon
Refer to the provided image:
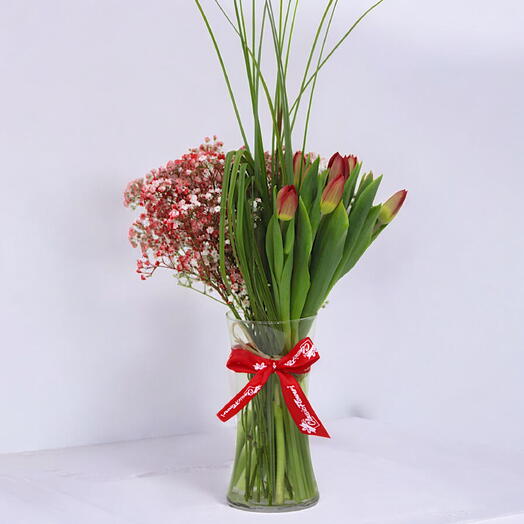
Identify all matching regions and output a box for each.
[217,338,330,438]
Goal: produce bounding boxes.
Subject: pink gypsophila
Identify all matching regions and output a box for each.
[124,137,246,306]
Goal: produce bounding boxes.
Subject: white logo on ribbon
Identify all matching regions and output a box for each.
[286,384,320,434]
[253,362,267,371]
[284,339,317,367]
[220,385,262,418]
[302,339,317,359]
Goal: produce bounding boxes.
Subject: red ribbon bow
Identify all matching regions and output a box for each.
[217,337,330,438]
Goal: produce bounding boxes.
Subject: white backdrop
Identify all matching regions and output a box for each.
[1,0,523,454]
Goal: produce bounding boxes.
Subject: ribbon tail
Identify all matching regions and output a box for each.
[216,370,269,422]
[277,372,330,438]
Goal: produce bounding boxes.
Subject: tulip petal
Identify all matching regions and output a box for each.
[276,185,299,221]
[378,190,407,224]
[320,174,345,214]
[327,153,348,182]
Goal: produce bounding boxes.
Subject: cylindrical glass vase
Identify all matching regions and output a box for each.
[225,314,319,512]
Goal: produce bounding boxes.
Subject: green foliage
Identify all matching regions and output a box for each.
[196,1,402,323]
[299,157,320,209]
[302,201,349,318]
[343,162,361,207]
[332,176,383,286]
[290,199,313,320]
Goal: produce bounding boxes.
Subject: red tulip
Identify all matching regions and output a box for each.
[293,152,306,175]
[293,151,307,188]
[276,185,299,221]
[378,190,407,224]
[320,174,345,215]
[347,155,358,174]
[327,153,358,182]
[327,153,348,182]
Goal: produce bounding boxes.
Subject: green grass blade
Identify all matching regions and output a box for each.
[290,0,386,115]
[291,0,335,130]
[194,0,250,150]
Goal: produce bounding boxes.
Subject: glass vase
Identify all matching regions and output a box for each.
[225,314,319,512]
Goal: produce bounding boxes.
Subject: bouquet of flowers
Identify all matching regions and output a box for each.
[125,0,406,512]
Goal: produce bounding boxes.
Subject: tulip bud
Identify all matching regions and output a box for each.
[347,155,358,174]
[293,151,306,175]
[327,153,349,182]
[320,174,345,215]
[293,151,307,187]
[276,185,298,221]
[327,153,359,183]
[378,190,407,224]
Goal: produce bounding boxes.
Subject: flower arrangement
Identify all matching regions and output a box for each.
[125,0,406,512]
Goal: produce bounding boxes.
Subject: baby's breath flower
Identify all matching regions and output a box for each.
[124,138,247,305]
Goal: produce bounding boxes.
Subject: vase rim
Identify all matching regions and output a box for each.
[225,311,317,324]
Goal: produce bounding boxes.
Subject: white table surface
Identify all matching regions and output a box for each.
[1,418,523,524]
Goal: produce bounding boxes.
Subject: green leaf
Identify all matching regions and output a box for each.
[283,218,295,256]
[355,171,373,200]
[272,219,284,280]
[290,198,313,320]
[371,223,387,242]
[343,162,361,208]
[309,169,328,238]
[331,176,382,286]
[279,219,295,321]
[302,201,349,317]
[300,157,319,209]
[342,205,382,275]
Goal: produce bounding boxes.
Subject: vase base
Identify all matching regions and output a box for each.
[227,494,319,513]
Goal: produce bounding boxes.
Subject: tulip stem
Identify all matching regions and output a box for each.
[273,384,286,505]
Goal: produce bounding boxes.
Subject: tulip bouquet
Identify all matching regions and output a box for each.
[125,0,406,512]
